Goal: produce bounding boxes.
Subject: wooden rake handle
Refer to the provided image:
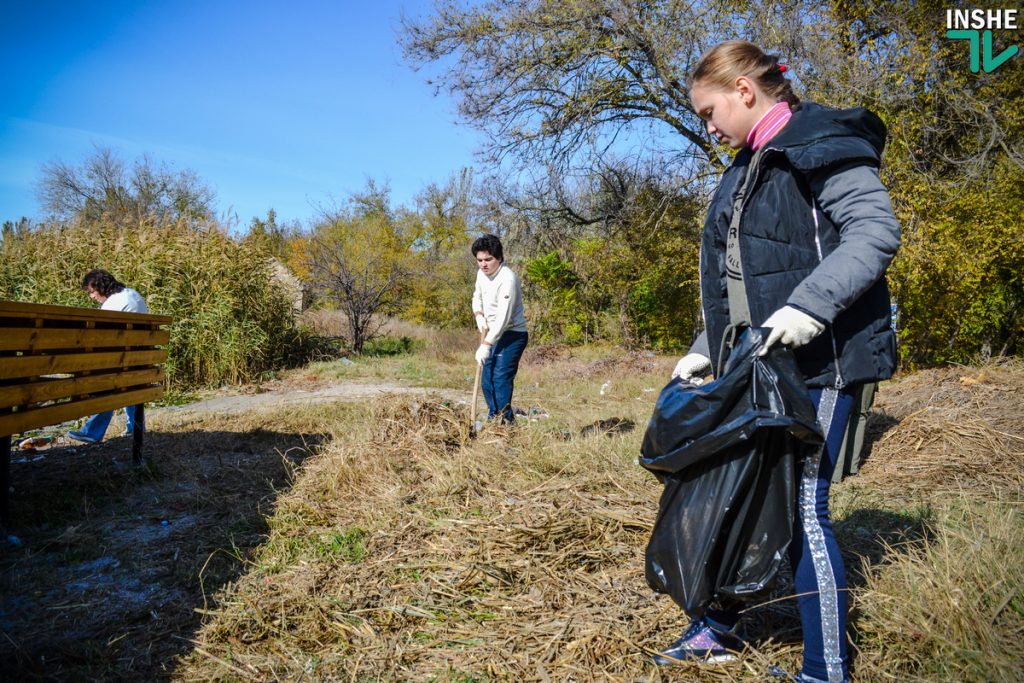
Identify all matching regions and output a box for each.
[471,331,485,428]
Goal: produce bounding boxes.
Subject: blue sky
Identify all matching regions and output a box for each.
[0,0,482,227]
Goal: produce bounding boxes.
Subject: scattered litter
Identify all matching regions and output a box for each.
[642,387,656,393]
[19,436,52,450]
[580,417,636,437]
[160,520,170,527]
[340,357,355,365]
[512,406,550,421]
[599,381,611,396]
[5,534,22,547]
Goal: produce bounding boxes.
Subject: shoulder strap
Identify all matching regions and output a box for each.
[725,148,763,329]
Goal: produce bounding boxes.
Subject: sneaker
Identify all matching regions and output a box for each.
[653,617,742,665]
[66,430,99,444]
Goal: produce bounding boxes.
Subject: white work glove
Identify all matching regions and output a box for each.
[475,343,492,365]
[671,353,711,382]
[760,305,825,355]
[474,313,488,334]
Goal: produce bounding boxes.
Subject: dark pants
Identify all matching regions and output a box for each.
[709,385,857,683]
[481,330,528,423]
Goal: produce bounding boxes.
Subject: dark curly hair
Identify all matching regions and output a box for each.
[471,234,504,261]
[81,269,125,297]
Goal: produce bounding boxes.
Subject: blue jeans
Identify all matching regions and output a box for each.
[78,405,144,442]
[481,330,528,423]
[709,385,856,683]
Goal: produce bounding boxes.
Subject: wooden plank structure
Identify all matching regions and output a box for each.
[0,300,172,529]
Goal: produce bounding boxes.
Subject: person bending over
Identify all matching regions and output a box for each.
[67,269,149,444]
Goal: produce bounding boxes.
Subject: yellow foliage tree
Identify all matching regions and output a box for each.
[304,185,416,354]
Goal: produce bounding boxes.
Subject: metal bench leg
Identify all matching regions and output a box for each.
[1,435,10,531]
[132,404,145,464]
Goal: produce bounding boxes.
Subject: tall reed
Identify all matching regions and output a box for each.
[0,218,309,388]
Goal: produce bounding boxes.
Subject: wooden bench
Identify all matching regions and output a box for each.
[0,300,172,530]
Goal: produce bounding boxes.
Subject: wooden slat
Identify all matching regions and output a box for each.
[0,349,167,380]
[0,300,172,326]
[0,385,164,437]
[0,367,165,411]
[0,327,170,352]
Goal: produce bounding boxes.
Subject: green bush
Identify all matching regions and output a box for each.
[361,335,419,357]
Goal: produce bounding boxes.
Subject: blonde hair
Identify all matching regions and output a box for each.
[689,40,799,107]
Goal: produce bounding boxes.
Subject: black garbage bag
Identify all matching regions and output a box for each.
[639,327,824,619]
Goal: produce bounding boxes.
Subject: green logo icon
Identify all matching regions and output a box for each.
[946,29,1019,73]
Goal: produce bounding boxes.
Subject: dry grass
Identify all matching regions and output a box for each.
[853,361,1024,498]
[174,355,1024,682]
[301,311,477,364]
[852,500,1023,682]
[4,351,1022,681]
[174,398,690,681]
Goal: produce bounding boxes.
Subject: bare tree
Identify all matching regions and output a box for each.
[400,0,768,182]
[304,198,413,354]
[37,145,216,224]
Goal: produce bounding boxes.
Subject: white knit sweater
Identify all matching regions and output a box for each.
[472,264,527,345]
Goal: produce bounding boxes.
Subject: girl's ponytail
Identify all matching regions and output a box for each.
[689,40,799,107]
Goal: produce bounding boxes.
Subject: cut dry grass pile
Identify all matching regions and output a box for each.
[8,347,1019,681]
[855,361,1024,498]
[175,356,1024,682]
[176,397,741,681]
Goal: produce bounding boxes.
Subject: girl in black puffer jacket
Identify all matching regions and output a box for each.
[658,40,900,683]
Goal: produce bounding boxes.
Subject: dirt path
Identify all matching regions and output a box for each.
[159,380,468,417]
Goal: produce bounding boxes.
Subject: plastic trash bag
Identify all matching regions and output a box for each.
[639,327,824,618]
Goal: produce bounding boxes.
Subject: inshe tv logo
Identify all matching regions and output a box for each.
[945,9,1019,73]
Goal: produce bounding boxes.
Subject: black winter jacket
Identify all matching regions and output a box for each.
[697,103,900,388]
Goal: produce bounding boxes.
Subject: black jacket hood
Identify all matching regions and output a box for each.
[765,102,887,173]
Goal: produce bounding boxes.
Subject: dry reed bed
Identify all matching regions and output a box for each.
[176,359,1024,682]
[857,362,1024,497]
[177,399,711,681]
